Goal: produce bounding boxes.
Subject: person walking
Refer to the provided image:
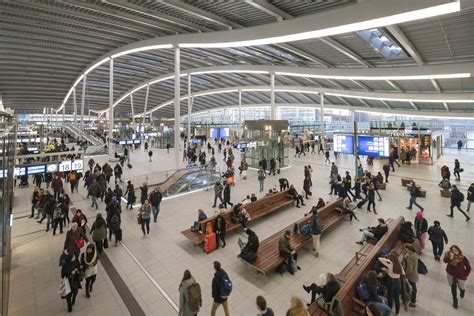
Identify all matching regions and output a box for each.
[443,245,471,309]
[453,159,462,181]
[60,252,81,313]
[428,220,448,261]
[414,211,428,252]
[256,295,274,316]
[149,188,163,222]
[113,163,122,183]
[52,174,63,200]
[81,244,98,298]
[309,207,322,257]
[383,163,390,183]
[211,261,231,316]
[139,182,148,205]
[447,185,470,221]
[324,150,330,164]
[467,183,474,212]
[89,213,107,255]
[68,171,78,193]
[178,270,202,316]
[148,150,153,162]
[30,186,39,218]
[52,203,64,235]
[403,243,419,308]
[457,140,463,150]
[406,180,424,211]
[212,181,224,208]
[88,180,101,210]
[258,168,265,192]
[139,199,151,239]
[33,173,44,188]
[223,182,233,209]
[367,184,377,214]
[286,296,309,316]
[214,210,227,248]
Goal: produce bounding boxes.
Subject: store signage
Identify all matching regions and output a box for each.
[334,134,354,154]
[357,135,390,158]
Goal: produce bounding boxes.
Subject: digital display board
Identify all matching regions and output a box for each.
[333,134,354,154]
[59,160,72,172]
[119,140,127,145]
[71,159,83,171]
[14,167,26,177]
[357,135,390,157]
[133,140,141,144]
[27,165,46,175]
[220,128,229,138]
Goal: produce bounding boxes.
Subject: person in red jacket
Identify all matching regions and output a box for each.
[443,245,471,309]
[51,174,63,200]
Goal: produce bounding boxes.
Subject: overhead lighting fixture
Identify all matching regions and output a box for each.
[326,92,474,103]
[85,58,110,75]
[111,44,173,59]
[192,70,269,75]
[179,2,460,48]
[275,71,471,81]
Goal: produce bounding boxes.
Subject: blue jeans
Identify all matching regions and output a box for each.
[373,300,392,316]
[259,180,264,192]
[408,196,423,210]
[152,205,160,222]
[91,196,98,209]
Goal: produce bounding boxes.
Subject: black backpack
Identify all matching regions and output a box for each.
[276,261,287,275]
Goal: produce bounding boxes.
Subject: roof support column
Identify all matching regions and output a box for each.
[270,73,276,120]
[62,102,65,123]
[143,84,149,127]
[187,74,192,139]
[320,93,325,134]
[81,75,87,127]
[130,93,135,132]
[174,47,181,166]
[73,87,77,124]
[108,59,114,156]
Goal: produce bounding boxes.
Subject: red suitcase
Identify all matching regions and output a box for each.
[204,232,217,254]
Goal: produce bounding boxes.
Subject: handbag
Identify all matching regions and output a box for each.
[103,238,109,249]
[418,259,428,275]
[75,238,85,250]
[137,214,142,225]
[59,277,71,298]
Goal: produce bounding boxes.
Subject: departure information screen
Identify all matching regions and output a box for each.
[333,134,354,154]
[357,136,390,157]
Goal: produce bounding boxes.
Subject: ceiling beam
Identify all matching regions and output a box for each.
[430,79,442,93]
[161,0,240,30]
[319,37,371,67]
[409,101,419,111]
[443,102,450,112]
[244,0,293,22]
[274,43,332,67]
[385,25,424,65]
[386,80,404,93]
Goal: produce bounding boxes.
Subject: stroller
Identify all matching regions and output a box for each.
[18,175,29,188]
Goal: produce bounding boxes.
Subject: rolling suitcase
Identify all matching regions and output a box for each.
[204,232,216,254]
[357,198,368,208]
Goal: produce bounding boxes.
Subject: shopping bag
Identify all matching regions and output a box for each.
[59,277,71,298]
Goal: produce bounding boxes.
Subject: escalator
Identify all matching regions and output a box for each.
[64,124,104,146]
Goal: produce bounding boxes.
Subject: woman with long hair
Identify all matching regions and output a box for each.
[178,269,201,316]
[365,270,391,316]
[443,245,471,309]
[379,252,403,315]
[286,296,309,316]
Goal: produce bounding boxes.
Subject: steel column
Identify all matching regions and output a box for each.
[143,84,149,127]
[174,47,181,165]
[81,75,86,126]
[108,59,114,156]
[130,93,135,132]
[187,74,192,139]
[320,93,325,134]
[238,89,242,137]
[270,73,275,120]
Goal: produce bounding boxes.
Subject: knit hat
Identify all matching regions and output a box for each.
[416,211,423,219]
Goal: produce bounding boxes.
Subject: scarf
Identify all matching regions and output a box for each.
[84,247,97,266]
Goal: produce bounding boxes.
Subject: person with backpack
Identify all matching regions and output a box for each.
[179,269,201,316]
[448,185,470,221]
[453,159,462,181]
[302,273,340,307]
[428,220,448,261]
[256,295,274,316]
[443,245,471,309]
[211,261,231,316]
[68,171,78,193]
[310,207,322,257]
[403,243,419,308]
[406,180,424,212]
[414,211,428,252]
[148,150,153,162]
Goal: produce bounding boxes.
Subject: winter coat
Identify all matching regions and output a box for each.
[414,217,428,236]
[278,235,292,254]
[149,191,162,206]
[179,277,200,316]
[404,251,419,283]
[140,205,151,220]
[214,215,226,234]
[211,269,229,303]
[81,247,98,279]
[90,219,107,241]
[451,188,463,206]
[444,255,471,281]
[310,214,322,235]
[214,183,223,195]
[428,225,448,244]
[223,185,231,201]
[467,186,474,202]
[320,280,340,303]
[63,227,88,254]
[51,178,63,191]
[88,182,101,197]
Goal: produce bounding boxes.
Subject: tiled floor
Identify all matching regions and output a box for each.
[9,146,474,315]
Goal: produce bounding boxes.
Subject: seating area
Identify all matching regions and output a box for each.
[242,199,344,275]
[181,190,294,248]
[308,216,406,315]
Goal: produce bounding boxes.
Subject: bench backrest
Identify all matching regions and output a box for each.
[334,216,405,315]
[199,190,290,232]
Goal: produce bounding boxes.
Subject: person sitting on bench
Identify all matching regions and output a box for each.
[231,204,251,228]
[399,221,416,243]
[278,230,300,275]
[315,198,326,210]
[238,228,260,262]
[356,218,388,245]
[339,197,359,223]
[303,272,340,307]
[279,178,290,191]
[191,209,207,232]
[242,195,251,205]
[288,185,305,208]
[250,193,257,202]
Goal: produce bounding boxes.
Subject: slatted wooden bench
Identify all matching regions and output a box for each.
[242,199,344,275]
[308,216,405,315]
[181,190,294,247]
[401,178,413,186]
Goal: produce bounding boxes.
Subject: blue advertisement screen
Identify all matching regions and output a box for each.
[210,128,218,139]
[357,136,390,157]
[333,134,354,154]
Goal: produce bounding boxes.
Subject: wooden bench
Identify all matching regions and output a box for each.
[242,199,344,275]
[378,183,386,190]
[181,190,294,247]
[308,216,405,315]
[440,188,451,198]
[401,178,412,186]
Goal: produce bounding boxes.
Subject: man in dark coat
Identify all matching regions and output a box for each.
[448,185,470,221]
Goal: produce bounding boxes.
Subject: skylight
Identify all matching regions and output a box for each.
[357,28,407,60]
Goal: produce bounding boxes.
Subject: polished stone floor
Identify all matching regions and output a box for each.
[9,145,474,315]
